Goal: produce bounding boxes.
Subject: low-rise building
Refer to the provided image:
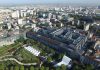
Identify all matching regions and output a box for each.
[54,55,72,67]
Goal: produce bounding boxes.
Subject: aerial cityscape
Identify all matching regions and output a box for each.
[0,0,100,70]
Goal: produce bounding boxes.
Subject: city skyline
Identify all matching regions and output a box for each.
[0,0,100,70]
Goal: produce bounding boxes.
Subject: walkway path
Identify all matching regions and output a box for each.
[0,58,37,66]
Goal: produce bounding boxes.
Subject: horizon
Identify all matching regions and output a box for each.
[0,3,99,7]
[0,0,99,5]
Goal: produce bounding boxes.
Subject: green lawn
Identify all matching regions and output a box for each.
[0,43,21,57]
[14,48,40,63]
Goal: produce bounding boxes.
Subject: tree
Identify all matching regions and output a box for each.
[15,65,19,70]
[73,64,81,70]
[56,67,61,70]
[10,66,14,70]
[0,63,4,70]
[85,64,94,70]
[45,67,49,70]
[20,65,24,70]
[40,66,45,70]
[35,68,39,70]
[47,57,52,63]
[15,37,25,43]
[58,53,64,59]
[30,66,34,70]
[61,64,67,70]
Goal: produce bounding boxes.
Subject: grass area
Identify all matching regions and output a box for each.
[0,38,55,64]
[0,43,22,57]
[14,47,40,63]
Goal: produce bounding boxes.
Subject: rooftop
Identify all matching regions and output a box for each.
[24,46,40,56]
[54,55,72,67]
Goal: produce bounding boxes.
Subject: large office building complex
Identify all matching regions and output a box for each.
[26,27,88,58]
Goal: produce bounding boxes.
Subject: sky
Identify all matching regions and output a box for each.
[0,0,100,5]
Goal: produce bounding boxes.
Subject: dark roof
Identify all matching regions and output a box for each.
[79,16,94,23]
